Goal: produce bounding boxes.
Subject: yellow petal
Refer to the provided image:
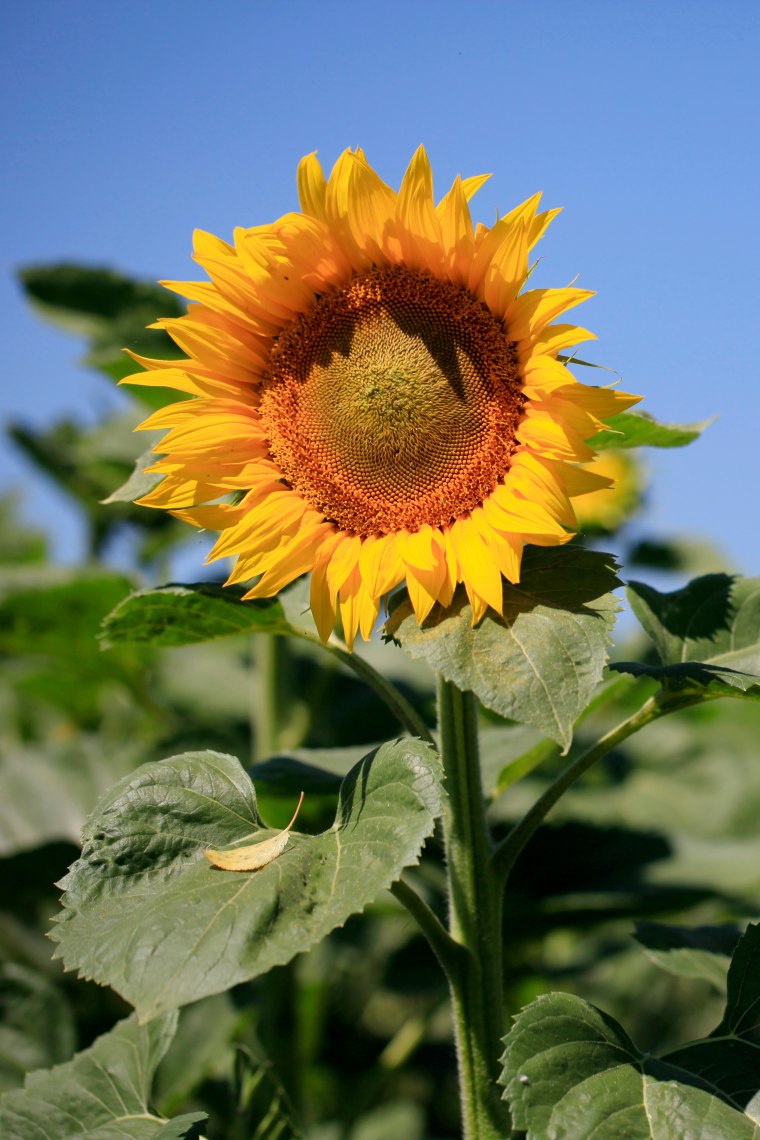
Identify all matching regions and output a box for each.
[482,220,530,315]
[298,152,328,218]
[449,517,504,614]
[506,288,595,342]
[437,176,475,285]
[310,531,343,642]
[203,793,304,872]
[396,145,444,272]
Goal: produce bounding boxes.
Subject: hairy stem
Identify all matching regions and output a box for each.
[253,634,288,762]
[437,676,508,1139]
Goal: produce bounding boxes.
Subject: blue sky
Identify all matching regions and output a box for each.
[2,0,758,575]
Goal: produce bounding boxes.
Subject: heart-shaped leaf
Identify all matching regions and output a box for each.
[501,924,760,1138]
[386,547,621,751]
[51,741,441,1020]
[0,1010,206,1139]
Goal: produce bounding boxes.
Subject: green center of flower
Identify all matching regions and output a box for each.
[260,265,524,534]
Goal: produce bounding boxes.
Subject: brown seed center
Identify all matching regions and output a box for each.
[260,265,524,534]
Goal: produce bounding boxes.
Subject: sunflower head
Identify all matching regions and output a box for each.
[126,147,640,648]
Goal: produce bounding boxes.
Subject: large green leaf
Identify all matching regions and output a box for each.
[385,547,621,750]
[587,410,713,450]
[612,575,760,700]
[51,741,441,1020]
[101,583,294,648]
[0,1010,206,1139]
[501,924,760,1139]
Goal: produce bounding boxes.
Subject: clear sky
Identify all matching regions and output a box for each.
[2,0,758,575]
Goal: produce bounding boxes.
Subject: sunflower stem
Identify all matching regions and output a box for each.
[436,675,508,1139]
[253,635,288,762]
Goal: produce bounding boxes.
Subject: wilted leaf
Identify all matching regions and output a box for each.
[588,410,713,450]
[204,791,305,870]
[386,547,621,750]
[51,741,442,1020]
[0,1010,206,1138]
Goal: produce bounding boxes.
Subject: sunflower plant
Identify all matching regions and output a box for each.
[4,149,760,1140]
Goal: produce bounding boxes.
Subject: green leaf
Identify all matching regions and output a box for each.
[0,1010,207,1139]
[18,263,185,406]
[614,575,760,699]
[100,583,295,648]
[501,925,760,1138]
[633,922,740,990]
[385,547,621,751]
[50,741,442,1020]
[102,447,164,504]
[663,923,760,1121]
[503,1016,744,1138]
[588,410,714,450]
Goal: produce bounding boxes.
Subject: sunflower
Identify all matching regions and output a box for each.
[126,147,640,648]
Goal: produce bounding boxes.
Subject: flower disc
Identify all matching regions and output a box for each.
[262,266,523,534]
[127,146,641,647]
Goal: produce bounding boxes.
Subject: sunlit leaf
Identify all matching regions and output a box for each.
[51,741,442,1020]
[100,582,295,648]
[386,547,621,750]
[588,410,714,450]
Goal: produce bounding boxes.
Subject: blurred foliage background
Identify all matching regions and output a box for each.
[1,266,758,1138]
